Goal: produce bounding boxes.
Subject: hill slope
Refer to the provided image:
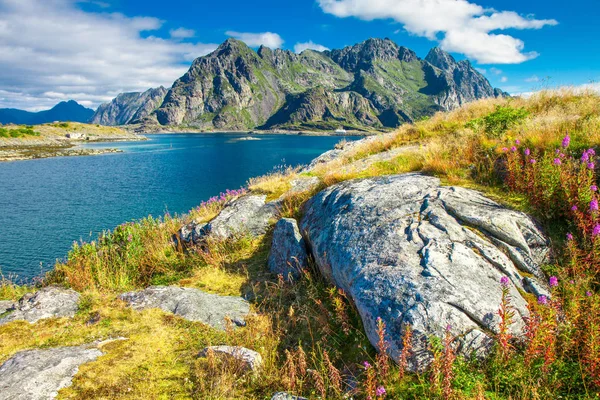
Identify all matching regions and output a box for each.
[0,101,94,125]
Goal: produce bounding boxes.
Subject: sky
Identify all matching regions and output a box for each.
[0,0,598,111]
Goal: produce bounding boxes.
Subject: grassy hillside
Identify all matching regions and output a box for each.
[2,89,600,399]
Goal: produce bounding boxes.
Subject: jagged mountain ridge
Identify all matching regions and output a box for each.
[90,87,168,126]
[0,101,94,125]
[102,38,506,131]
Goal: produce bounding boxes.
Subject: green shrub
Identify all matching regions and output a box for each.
[467,105,529,137]
[0,127,40,138]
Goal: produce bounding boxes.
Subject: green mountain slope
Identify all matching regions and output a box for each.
[129,38,506,131]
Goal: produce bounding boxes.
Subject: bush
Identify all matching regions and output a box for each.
[0,127,40,138]
[467,105,529,137]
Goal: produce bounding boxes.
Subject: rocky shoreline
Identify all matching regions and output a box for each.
[0,123,146,162]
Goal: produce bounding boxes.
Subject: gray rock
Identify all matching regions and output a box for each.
[0,344,102,400]
[120,286,250,330]
[0,300,14,315]
[207,195,278,239]
[268,218,308,281]
[0,286,80,326]
[300,173,549,370]
[286,176,321,195]
[198,346,263,372]
[271,393,308,400]
[174,221,209,246]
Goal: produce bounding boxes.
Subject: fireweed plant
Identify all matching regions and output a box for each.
[502,134,600,392]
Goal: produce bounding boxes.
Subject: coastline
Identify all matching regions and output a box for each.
[0,123,146,162]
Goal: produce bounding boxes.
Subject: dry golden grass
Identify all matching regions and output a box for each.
[248,167,298,201]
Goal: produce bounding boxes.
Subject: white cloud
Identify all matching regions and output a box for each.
[170,27,195,39]
[0,0,219,111]
[525,75,540,82]
[475,68,487,74]
[317,0,557,64]
[500,76,508,83]
[225,31,284,48]
[294,41,330,53]
[490,67,503,75]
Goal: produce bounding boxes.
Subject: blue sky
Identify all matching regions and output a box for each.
[0,0,598,110]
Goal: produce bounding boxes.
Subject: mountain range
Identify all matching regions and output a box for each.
[3,38,507,132]
[0,100,94,125]
[107,38,507,132]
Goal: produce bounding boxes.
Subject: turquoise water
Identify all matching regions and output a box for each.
[0,133,357,281]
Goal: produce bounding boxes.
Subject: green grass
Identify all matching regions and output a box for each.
[0,126,40,138]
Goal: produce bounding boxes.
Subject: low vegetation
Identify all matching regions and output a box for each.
[2,88,600,398]
[0,126,40,138]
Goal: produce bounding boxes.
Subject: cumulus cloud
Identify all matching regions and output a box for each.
[525,75,540,82]
[317,0,557,64]
[0,0,219,111]
[225,31,284,48]
[294,41,330,53]
[500,76,508,83]
[170,27,195,39]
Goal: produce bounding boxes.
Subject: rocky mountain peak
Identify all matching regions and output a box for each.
[425,47,457,70]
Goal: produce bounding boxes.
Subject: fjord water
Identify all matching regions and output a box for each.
[0,133,357,281]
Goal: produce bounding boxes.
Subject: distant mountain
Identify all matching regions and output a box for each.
[90,87,168,126]
[102,38,506,131]
[0,100,95,125]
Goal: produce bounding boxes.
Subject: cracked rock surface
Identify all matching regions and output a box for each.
[120,286,250,330]
[300,173,549,369]
[0,344,103,400]
[0,286,80,326]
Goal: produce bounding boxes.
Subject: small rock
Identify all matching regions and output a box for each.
[0,300,14,315]
[268,218,308,281]
[120,286,250,330]
[0,286,80,326]
[0,344,103,400]
[199,346,263,372]
[174,221,209,246]
[271,393,308,400]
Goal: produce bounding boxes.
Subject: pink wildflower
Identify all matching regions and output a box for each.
[566,233,574,240]
[562,134,571,148]
[549,276,559,287]
[376,386,386,397]
[591,198,599,212]
[593,224,600,236]
[524,148,531,156]
[538,295,548,305]
[553,158,562,165]
[500,276,510,287]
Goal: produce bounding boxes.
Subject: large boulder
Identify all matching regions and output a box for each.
[268,218,309,281]
[0,344,102,400]
[208,195,278,239]
[0,286,80,326]
[120,286,250,330]
[198,346,263,372]
[300,173,549,369]
[175,195,279,246]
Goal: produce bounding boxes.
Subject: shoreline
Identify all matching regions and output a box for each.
[0,123,147,162]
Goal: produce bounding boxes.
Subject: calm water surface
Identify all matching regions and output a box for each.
[0,133,358,281]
